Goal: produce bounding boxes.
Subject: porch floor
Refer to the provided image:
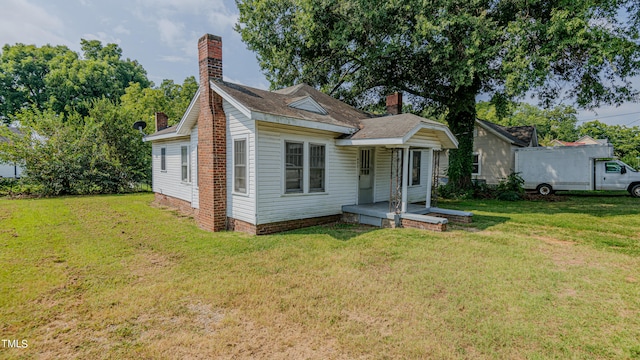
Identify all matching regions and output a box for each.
[342,202,430,219]
[342,201,473,230]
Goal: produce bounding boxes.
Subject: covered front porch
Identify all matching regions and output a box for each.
[336,113,472,231]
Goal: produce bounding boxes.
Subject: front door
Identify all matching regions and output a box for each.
[358,148,374,204]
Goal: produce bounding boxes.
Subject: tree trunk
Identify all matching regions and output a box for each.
[446,83,479,190]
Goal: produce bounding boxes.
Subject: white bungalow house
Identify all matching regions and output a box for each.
[144,34,471,235]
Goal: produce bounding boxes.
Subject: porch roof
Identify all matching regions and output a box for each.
[335,113,458,149]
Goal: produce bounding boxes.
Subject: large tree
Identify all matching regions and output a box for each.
[236,0,640,188]
[0,39,150,123]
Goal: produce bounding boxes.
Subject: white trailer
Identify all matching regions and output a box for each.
[514,145,640,197]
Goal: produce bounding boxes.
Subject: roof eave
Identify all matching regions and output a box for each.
[476,119,518,146]
[143,131,189,142]
[209,80,252,118]
[175,88,201,135]
[336,137,406,146]
[254,111,357,134]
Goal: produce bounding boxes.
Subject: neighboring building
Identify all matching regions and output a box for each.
[0,126,23,178]
[438,119,538,185]
[144,34,470,235]
[549,135,608,147]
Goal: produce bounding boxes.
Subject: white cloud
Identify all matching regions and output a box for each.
[157,18,185,47]
[207,11,238,33]
[114,24,131,35]
[82,32,121,45]
[0,0,67,46]
[160,55,190,63]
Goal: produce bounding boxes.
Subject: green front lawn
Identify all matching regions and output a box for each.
[1,193,639,359]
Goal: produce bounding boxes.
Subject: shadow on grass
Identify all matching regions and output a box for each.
[279,214,513,238]
[280,223,382,241]
[440,194,640,218]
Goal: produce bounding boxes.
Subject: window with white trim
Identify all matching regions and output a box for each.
[285,141,304,193]
[181,146,190,182]
[161,147,166,171]
[309,144,325,192]
[234,139,247,193]
[472,152,480,175]
[411,150,421,186]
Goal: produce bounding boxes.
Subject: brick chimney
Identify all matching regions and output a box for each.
[155,112,168,131]
[197,34,227,232]
[386,92,402,115]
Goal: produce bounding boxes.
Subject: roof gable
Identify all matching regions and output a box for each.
[336,113,458,149]
[476,119,536,147]
[287,96,327,115]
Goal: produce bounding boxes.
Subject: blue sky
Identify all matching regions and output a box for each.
[1,0,639,127]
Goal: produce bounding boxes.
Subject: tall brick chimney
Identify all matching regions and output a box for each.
[197,34,227,232]
[155,112,168,131]
[386,92,402,115]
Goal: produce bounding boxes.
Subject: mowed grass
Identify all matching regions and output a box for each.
[1,193,639,359]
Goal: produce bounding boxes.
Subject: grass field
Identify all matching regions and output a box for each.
[1,193,639,359]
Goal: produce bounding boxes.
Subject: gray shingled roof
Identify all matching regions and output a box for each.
[152,125,178,136]
[349,113,445,140]
[477,119,535,147]
[213,81,370,129]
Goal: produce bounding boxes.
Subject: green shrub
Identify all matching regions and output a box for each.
[438,172,525,201]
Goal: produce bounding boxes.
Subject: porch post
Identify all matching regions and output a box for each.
[425,149,434,208]
[402,147,409,213]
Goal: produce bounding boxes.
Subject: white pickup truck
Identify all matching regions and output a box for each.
[514,145,640,197]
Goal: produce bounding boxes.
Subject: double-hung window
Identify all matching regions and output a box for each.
[411,150,421,186]
[160,147,166,171]
[309,144,325,192]
[284,141,326,194]
[472,153,480,175]
[181,146,190,182]
[234,139,247,193]
[285,142,304,193]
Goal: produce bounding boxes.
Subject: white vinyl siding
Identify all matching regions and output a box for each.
[256,122,357,225]
[152,139,194,203]
[224,100,256,224]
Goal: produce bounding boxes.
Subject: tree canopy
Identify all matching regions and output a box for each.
[0,40,150,123]
[578,120,640,167]
[0,39,197,195]
[476,101,579,145]
[236,0,640,188]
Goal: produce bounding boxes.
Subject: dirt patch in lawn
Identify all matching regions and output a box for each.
[535,236,585,268]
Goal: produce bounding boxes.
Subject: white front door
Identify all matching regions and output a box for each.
[358,148,374,204]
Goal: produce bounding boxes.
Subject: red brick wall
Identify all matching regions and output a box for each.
[426,213,472,224]
[401,218,446,232]
[228,217,257,235]
[196,34,227,232]
[255,215,341,235]
[154,193,194,216]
